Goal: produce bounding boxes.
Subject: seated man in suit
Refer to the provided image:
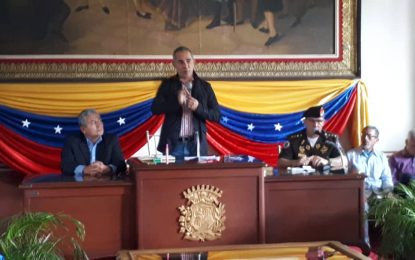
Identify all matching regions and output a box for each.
[389,129,415,185]
[61,109,126,178]
[278,105,344,170]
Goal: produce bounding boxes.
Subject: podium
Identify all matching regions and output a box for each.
[19,175,135,258]
[265,174,367,250]
[128,158,266,249]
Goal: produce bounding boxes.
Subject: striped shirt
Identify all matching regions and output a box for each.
[179,82,194,138]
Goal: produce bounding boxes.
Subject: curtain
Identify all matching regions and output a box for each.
[0,79,369,175]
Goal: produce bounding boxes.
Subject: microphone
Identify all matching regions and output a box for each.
[195,131,200,159]
[146,130,151,156]
[184,82,192,92]
[313,129,325,139]
[313,129,337,151]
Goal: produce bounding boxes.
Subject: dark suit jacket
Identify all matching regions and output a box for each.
[151,72,221,155]
[61,132,126,176]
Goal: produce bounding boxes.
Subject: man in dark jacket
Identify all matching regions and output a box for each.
[61,109,126,177]
[151,46,221,158]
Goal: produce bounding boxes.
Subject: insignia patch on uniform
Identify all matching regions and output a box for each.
[283,141,290,148]
[321,145,328,154]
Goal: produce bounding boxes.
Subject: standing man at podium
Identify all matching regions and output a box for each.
[278,105,344,170]
[151,46,221,159]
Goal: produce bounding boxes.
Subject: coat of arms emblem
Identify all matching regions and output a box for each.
[178,185,226,241]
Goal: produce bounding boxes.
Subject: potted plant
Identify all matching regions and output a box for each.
[369,181,415,260]
[0,212,88,260]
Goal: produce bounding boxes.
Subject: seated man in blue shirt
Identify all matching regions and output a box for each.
[347,125,393,198]
[61,109,126,178]
[347,125,393,251]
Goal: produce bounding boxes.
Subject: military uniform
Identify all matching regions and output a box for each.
[279,130,341,161]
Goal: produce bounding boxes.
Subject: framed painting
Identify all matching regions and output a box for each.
[0,0,360,80]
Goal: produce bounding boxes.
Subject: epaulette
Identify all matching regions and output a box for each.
[325,132,338,141]
[288,132,305,139]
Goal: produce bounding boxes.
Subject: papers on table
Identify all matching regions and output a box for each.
[184,155,221,163]
[138,155,176,164]
[287,166,316,175]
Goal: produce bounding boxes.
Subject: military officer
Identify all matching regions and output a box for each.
[278,105,344,169]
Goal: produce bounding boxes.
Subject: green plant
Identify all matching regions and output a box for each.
[369,181,415,260]
[0,212,88,260]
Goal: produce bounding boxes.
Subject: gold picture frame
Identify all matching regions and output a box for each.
[0,0,359,80]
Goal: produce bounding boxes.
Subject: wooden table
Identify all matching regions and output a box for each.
[20,174,135,258]
[265,174,367,252]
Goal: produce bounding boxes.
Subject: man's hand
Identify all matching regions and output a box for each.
[177,88,187,105]
[83,161,111,176]
[296,154,310,166]
[309,155,329,168]
[186,96,199,111]
[178,86,198,111]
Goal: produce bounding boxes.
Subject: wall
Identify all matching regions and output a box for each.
[361,0,415,151]
[137,0,415,155]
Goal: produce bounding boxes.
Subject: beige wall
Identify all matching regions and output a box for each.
[361,0,415,151]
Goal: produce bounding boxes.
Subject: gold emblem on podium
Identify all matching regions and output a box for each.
[178,185,226,242]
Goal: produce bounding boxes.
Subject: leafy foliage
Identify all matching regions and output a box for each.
[369,181,415,260]
[0,212,88,260]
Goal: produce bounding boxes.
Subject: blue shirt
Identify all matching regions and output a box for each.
[347,147,393,198]
[74,136,104,180]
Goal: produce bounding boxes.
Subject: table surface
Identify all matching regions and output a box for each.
[118,241,371,260]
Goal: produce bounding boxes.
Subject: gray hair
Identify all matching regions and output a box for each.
[173,46,193,60]
[362,125,379,137]
[78,109,99,127]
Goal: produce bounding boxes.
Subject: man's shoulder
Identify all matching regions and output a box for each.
[65,132,83,141]
[322,131,338,141]
[102,133,118,141]
[192,72,210,86]
[391,149,408,158]
[373,149,388,158]
[287,131,306,142]
[346,147,361,156]
[288,131,305,139]
[62,132,85,148]
[162,75,180,84]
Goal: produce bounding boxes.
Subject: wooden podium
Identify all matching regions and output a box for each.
[20,175,135,258]
[265,174,367,250]
[128,158,266,249]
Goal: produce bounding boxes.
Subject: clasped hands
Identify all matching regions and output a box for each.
[297,154,328,168]
[83,161,111,177]
[178,86,198,111]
